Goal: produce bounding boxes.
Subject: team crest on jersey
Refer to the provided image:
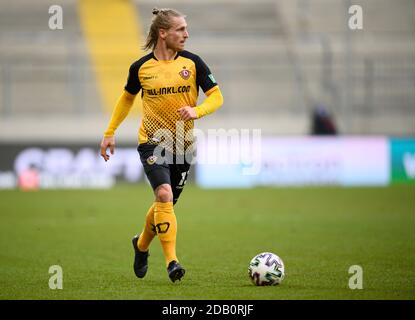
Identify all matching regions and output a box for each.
[179,67,191,80]
[146,155,158,165]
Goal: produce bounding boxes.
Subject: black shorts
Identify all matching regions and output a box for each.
[137,143,191,205]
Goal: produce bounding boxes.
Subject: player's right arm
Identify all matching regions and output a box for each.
[100,61,142,162]
[100,91,136,161]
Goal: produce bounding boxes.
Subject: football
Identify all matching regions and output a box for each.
[248,252,285,286]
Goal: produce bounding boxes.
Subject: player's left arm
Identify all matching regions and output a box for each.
[194,86,223,118]
[177,53,223,121]
[177,86,223,121]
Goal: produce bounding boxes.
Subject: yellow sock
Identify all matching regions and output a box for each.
[154,201,178,266]
[137,204,156,252]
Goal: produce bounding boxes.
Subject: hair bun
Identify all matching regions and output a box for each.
[152,8,160,15]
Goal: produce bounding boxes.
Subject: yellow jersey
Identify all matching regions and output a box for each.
[125,50,218,154]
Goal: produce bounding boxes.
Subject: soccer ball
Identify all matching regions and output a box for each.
[248,252,285,286]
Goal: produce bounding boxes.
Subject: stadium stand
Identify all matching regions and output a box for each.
[0,0,414,143]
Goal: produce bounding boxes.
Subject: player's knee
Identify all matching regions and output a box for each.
[155,184,173,202]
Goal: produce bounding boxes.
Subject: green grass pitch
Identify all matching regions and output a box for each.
[1,185,414,300]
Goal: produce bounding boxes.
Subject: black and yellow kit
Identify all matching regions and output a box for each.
[104,50,223,201]
[103,49,223,270]
[105,50,222,154]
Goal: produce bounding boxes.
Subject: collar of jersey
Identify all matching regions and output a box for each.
[151,51,180,62]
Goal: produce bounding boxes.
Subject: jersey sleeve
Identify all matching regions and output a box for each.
[124,62,142,95]
[194,55,218,93]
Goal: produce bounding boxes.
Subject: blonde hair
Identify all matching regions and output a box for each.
[143,8,186,51]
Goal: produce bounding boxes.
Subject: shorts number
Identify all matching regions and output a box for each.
[178,171,189,187]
